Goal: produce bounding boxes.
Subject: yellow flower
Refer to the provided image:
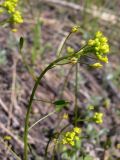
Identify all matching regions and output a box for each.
[1,0,23,24]
[71,26,79,33]
[69,140,75,146]
[88,39,95,46]
[95,31,103,38]
[87,31,109,64]
[62,139,67,144]
[73,127,81,134]
[100,37,108,43]
[96,54,108,63]
[12,10,23,23]
[61,127,81,146]
[63,113,68,119]
[100,44,109,53]
[3,0,17,13]
[93,112,103,124]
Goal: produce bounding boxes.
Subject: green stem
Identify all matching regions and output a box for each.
[45,137,52,158]
[33,98,53,104]
[23,54,75,160]
[57,32,71,57]
[74,63,78,126]
[52,124,70,160]
[59,65,74,98]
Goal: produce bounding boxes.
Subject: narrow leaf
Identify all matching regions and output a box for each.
[53,100,69,112]
[19,37,24,50]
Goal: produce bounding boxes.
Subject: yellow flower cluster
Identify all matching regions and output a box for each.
[93,112,103,124]
[88,31,109,63]
[1,0,23,24]
[62,127,81,146]
[71,26,80,33]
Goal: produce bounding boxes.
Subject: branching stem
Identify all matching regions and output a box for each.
[23,53,76,160]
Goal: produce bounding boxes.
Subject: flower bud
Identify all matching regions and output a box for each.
[89,63,103,68]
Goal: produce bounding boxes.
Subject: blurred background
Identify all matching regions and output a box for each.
[0,0,120,159]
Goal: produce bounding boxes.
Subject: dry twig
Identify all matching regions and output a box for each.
[0,122,24,149]
[0,98,8,114]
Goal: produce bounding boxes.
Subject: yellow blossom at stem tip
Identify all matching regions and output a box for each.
[71,26,80,33]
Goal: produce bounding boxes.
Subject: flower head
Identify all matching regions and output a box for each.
[71,26,80,33]
[87,31,109,63]
[93,112,103,124]
[73,127,82,134]
[62,127,81,146]
[12,10,23,23]
[1,0,23,24]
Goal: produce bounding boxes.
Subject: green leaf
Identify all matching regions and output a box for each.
[19,37,24,50]
[53,100,69,112]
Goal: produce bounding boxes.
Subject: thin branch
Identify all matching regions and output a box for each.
[8,57,17,128]
[57,32,71,57]
[0,122,24,149]
[0,98,8,114]
[74,63,78,126]
[33,98,53,104]
[28,110,56,131]
[0,138,21,160]
[59,65,74,98]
